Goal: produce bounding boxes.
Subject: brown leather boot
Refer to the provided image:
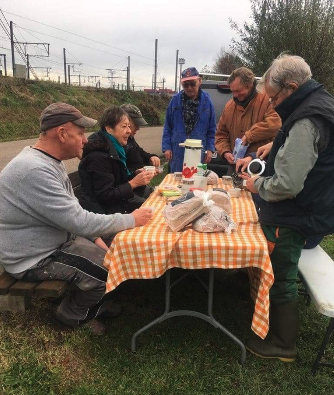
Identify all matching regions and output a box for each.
[246,299,298,362]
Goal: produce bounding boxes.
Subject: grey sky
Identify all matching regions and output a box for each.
[1,1,252,90]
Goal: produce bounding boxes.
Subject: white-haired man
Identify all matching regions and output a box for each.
[242,55,334,361]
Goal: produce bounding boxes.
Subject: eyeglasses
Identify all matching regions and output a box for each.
[182,80,197,88]
[269,87,284,105]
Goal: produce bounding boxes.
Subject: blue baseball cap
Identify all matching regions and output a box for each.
[181,67,200,82]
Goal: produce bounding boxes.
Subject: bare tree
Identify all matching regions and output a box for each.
[212,49,243,75]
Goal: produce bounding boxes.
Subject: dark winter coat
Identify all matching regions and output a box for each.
[259,80,334,237]
[125,136,158,173]
[162,89,216,172]
[79,131,136,214]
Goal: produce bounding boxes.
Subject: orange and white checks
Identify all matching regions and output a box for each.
[103,174,274,339]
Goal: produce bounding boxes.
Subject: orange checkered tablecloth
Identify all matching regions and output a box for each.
[103,174,274,339]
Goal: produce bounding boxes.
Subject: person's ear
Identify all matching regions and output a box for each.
[57,126,67,143]
[198,77,202,85]
[105,125,113,134]
[288,82,299,92]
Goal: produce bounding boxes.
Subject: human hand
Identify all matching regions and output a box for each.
[245,175,260,193]
[235,156,252,173]
[135,168,145,175]
[204,150,213,163]
[94,237,109,251]
[164,150,172,161]
[257,142,273,160]
[131,170,155,188]
[223,152,235,164]
[241,135,248,145]
[132,207,153,227]
[150,156,160,167]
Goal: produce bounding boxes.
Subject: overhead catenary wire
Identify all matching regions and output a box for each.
[2,9,154,62]
[0,8,164,89]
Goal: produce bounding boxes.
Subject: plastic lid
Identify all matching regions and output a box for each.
[184,139,202,148]
[249,161,262,174]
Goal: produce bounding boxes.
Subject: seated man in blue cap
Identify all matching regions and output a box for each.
[162,67,216,173]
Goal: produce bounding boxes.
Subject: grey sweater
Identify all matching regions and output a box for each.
[0,147,135,274]
[254,118,320,201]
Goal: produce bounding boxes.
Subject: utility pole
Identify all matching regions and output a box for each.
[0,54,7,76]
[32,66,52,79]
[68,64,71,86]
[154,38,158,93]
[178,57,185,92]
[127,56,130,91]
[63,48,81,85]
[162,77,166,93]
[106,69,115,88]
[174,49,179,93]
[10,21,15,77]
[26,54,30,79]
[79,74,81,86]
[63,48,67,84]
[151,74,154,90]
[88,75,100,85]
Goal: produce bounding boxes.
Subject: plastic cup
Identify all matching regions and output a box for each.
[144,166,156,173]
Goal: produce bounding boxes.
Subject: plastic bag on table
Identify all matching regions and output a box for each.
[193,205,237,233]
[164,191,214,232]
[207,188,232,214]
[205,170,219,185]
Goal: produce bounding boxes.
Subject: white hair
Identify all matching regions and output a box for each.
[257,54,312,93]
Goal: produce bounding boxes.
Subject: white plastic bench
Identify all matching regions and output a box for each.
[298,245,334,374]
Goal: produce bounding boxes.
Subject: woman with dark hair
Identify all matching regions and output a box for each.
[79,107,154,215]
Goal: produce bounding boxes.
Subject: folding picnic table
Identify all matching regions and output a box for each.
[103,174,274,363]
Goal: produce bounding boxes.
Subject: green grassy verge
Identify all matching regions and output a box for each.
[0,77,169,142]
[1,166,333,394]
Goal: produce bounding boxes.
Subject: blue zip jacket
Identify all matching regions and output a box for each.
[162,90,216,173]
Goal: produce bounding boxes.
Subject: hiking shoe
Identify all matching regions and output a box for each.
[54,312,79,329]
[83,319,106,336]
[98,300,123,320]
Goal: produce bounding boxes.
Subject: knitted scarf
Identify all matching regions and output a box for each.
[182,92,200,137]
[102,130,131,175]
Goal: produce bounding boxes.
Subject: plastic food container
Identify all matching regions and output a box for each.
[193,175,208,191]
[222,176,233,186]
[228,188,241,198]
[181,177,195,194]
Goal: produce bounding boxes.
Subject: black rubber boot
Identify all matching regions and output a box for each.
[246,299,298,362]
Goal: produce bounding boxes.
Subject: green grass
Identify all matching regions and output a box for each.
[1,264,334,395]
[1,165,333,394]
[0,77,170,142]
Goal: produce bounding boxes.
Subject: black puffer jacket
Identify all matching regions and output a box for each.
[125,136,158,173]
[79,131,135,214]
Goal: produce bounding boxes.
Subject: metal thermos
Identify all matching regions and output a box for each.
[247,158,266,176]
[179,139,203,178]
